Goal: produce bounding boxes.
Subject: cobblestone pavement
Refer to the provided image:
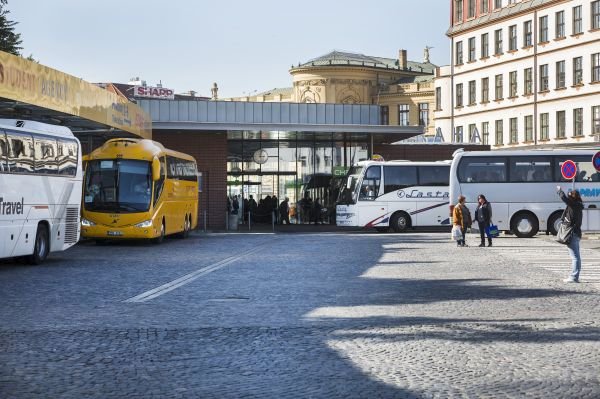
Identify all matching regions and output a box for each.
[1,232,599,398]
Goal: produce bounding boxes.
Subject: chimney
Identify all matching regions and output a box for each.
[398,49,407,70]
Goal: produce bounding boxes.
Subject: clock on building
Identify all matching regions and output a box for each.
[253,149,269,164]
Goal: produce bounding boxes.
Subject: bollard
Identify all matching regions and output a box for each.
[272,210,275,232]
[226,212,229,231]
[248,211,251,231]
[203,210,207,232]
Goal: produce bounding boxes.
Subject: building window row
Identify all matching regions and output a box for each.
[454,54,599,107]
[455,2,600,65]
[452,105,600,145]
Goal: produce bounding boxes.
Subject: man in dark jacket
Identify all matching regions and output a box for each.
[558,187,584,283]
[475,194,493,247]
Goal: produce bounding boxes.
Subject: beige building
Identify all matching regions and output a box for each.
[230,49,438,135]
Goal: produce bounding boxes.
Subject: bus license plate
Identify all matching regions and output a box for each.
[107,231,123,236]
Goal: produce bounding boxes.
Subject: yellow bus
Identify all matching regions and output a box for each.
[81,138,198,243]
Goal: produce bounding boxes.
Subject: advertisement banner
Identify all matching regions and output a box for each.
[0,51,152,138]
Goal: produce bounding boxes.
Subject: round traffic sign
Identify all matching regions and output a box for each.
[561,160,577,180]
[593,151,600,172]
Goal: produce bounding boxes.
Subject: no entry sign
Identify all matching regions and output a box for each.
[593,151,600,172]
[561,160,577,180]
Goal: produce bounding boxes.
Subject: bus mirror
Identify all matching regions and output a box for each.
[151,158,161,181]
[346,179,352,189]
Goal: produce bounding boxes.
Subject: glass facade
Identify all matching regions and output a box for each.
[227,130,369,223]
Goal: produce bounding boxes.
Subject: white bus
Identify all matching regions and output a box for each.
[0,119,82,263]
[449,149,600,238]
[336,160,451,232]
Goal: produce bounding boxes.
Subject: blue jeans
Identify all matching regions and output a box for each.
[566,235,581,281]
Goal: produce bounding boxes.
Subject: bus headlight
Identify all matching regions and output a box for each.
[135,220,153,228]
[81,218,96,227]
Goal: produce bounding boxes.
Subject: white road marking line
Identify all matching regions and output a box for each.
[124,242,272,303]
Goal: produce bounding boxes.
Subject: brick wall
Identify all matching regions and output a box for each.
[153,130,227,229]
[372,144,489,162]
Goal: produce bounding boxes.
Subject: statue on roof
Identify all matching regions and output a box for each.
[424,46,433,63]
[211,82,218,100]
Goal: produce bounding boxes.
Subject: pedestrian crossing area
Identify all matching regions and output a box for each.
[484,235,600,285]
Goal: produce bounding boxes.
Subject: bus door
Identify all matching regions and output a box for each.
[357,165,386,227]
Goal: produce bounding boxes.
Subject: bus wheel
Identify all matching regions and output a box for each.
[547,212,562,236]
[511,212,539,238]
[27,224,49,265]
[390,212,411,233]
[180,215,190,239]
[154,221,165,244]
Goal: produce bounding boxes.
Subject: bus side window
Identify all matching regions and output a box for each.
[7,133,34,173]
[0,132,6,172]
[34,136,58,175]
[384,166,417,193]
[57,138,78,176]
[153,158,166,206]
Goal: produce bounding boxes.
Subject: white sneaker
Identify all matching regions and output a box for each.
[563,278,579,283]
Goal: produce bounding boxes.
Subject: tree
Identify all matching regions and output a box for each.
[0,1,23,56]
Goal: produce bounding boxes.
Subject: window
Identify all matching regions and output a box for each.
[456,41,463,64]
[468,37,476,62]
[556,60,565,89]
[494,29,503,55]
[540,64,549,91]
[455,0,464,22]
[540,113,550,140]
[556,156,596,182]
[524,67,533,95]
[398,104,410,126]
[539,15,548,42]
[454,126,464,143]
[509,117,518,144]
[469,80,476,105]
[381,105,389,125]
[510,157,553,182]
[0,132,6,171]
[57,138,78,176]
[361,166,382,198]
[573,56,583,85]
[435,88,442,111]
[523,20,532,47]
[458,156,507,183]
[456,83,463,107]
[418,103,429,126]
[481,0,489,13]
[573,5,582,35]
[495,119,503,145]
[573,108,583,137]
[494,0,502,9]
[482,122,489,145]
[418,166,450,186]
[556,110,566,138]
[555,11,565,38]
[593,106,600,136]
[166,156,197,181]
[481,77,489,102]
[593,1,600,30]
[593,53,600,83]
[508,25,517,50]
[524,115,533,142]
[495,74,503,100]
[383,166,415,194]
[468,0,476,18]
[33,137,58,175]
[509,71,517,97]
[481,33,489,58]
[6,132,34,173]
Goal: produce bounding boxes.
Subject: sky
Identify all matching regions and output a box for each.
[9,0,451,99]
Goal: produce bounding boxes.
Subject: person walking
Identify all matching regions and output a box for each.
[475,194,493,247]
[557,187,584,283]
[313,198,323,225]
[279,197,290,225]
[452,195,468,247]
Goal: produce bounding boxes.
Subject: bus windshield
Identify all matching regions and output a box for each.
[337,166,363,205]
[84,159,152,213]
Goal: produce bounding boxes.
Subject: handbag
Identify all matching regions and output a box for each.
[451,225,462,241]
[485,223,500,238]
[556,220,573,245]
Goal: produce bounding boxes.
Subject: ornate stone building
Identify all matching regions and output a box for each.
[231,49,438,135]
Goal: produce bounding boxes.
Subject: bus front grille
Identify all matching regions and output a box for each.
[64,207,79,244]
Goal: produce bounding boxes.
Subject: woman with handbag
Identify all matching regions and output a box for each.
[557,187,583,283]
[475,194,493,247]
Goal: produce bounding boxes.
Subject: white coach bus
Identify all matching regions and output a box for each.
[449,149,600,238]
[0,119,82,263]
[336,160,451,232]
